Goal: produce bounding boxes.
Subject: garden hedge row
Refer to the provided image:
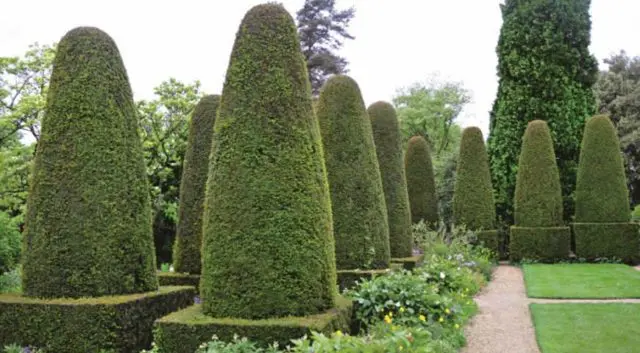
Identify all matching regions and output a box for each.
[22,26,157,298]
[509,227,571,262]
[154,296,353,353]
[0,286,195,353]
[317,75,390,270]
[157,272,201,291]
[368,101,414,258]
[573,223,640,263]
[200,3,337,319]
[173,95,220,274]
[405,135,439,225]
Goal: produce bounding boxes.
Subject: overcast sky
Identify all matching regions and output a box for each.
[2,0,639,137]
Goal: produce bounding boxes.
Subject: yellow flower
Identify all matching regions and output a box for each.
[439,317,444,323]
[455,324,460,329]
[399,307,405,313]
[445,308,451,314]
[419,315,426,322]
[389,311,393,317]
[384,315,392,324]
[335,330,343,337]
[399,346,403,351]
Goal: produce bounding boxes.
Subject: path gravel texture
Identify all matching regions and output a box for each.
[460,265,541,353]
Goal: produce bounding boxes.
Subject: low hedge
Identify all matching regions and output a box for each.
[154,296,353,353]
[390,255,424,271]
[509,226,571,262]
[474,230,499,255]
[157,272,200,291]
[0,286,195,353]
[573,223,640,263]
[336,269,391,291]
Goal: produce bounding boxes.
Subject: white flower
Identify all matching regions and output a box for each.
[440,272,446,279]
[169,265,175,272]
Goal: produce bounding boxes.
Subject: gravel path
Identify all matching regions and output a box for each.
[460,265,541,353]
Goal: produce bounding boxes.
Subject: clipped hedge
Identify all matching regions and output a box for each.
[368,101,413,258]
[173,95,220,274]
[511,121,569,261]
[573,223,640,263]
[509,227,571,262]
[200,4,337,319]
[405,136,438,225]
[154,296,353,353]
[21,26,157,298]
[317,75,390,270]
[453,127,496,230]
[157,272,201,291]
[0,286,195,353]
[575,115,630,223]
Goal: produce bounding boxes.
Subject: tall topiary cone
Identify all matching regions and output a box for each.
[405,136,439,225]
[510,120,570,261]
[21,27,157,298]
[201,4,336,319]
[316,75,390,270]
[453,127,498,251]
[173,95,220,274]
[368,101,413,258]
[574,115,638,262]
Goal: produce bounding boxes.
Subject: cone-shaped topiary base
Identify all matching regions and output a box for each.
[22,26,157,298]
[405,136,439,225]
[317,75,390,270]
[173,95,220,274]
[368,101,413,258]
[509,226,571,262]
[573,223,640,263]
[200,3,336,320]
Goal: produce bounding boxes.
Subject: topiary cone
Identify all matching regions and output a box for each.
[368,101,413,258]
[21,27,157,298]
[173,95,220,274]
[200,3,337,319]
[405,135,439,225]
[316,75,390,270]
[575,115,630,223]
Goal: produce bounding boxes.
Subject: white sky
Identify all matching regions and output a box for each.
[2,0,639,137]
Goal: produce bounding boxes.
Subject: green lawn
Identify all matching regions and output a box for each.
[523,264,640,298]
[531,303,640,353]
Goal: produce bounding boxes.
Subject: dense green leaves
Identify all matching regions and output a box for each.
[317,75,389,270]
[0,212,21,275]
[201,4,336,319]
[488,0,598,223]
[453,127,495,230]
[405,136,438,225]
[368,101,413,258]
[22,27,157,298]
[513,121,564,227]
[173,95,220,274]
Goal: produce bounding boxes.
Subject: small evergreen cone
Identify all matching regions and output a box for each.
[405,136,439,225]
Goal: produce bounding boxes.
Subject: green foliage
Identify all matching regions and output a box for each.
[0,266,21,294]
[405,136,438,225]
[201,4,336,319]
[173,95,220,274]
[0,212,20,275]
[488,0,599,223]
[157,272,201,291]
[434,153,457,228]
[573,223,640,263]
[452,127,495,230]
[509,226,571,262]
[195,335,281,353]
[575,115,630,222]
[0,286,195,353]
[21,27,157,298]
[317,75,390,270]
[513,120,564,227]
[368,101,413,258]
[2,345,43,353]
[0,144,33,218]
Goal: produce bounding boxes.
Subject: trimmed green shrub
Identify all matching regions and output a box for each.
[453,127,496,230]
[316,75,390,270]
[513,120,564,227]
[575,115,630,223]
[200,4,336,319]
[368,101,413,258]
[405,136,439,225]
[509,227,571,262]
[21,27,157,298]
[173,95,220,274]
[0,286,195,353]
[154,296,353,353]
[157,272,201,291]
[573,223,639,262]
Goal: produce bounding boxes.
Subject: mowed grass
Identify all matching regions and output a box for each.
[523,264,640,298]
[531,303,640,353]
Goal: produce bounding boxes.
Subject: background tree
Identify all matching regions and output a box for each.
[296,0,355,95]
[488,0,598,224]
[594,50,640,206]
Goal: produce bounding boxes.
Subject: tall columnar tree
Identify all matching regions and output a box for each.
[21,27,157,298]
[201,4,336,319]
[452,127,498,251]
[573,115,638,262]
[510,120,570,261]
[173,95,220,274]
[316,75,390,270]
[296,0,355,95]
[487,0,599,224]
[368,101,413,258]
[405,135,438,225]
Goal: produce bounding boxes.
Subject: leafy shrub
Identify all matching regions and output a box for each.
[195,335,281,353]
[405,136,439,225]
[0,266,21,294]
[0,213,20,275]
[2,345,44,353]
[632,205,640,222]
